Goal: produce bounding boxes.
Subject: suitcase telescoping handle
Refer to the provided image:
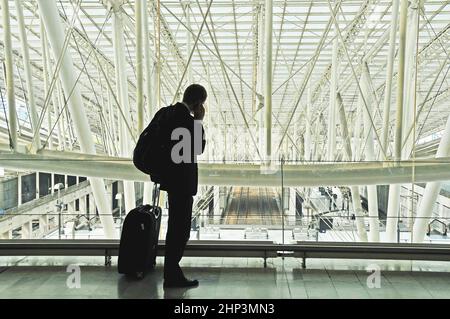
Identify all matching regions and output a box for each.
[152,182,161,218]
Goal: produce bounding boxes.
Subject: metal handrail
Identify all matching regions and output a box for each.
[1,240,450,269]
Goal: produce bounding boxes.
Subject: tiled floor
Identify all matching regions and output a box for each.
[0,256,450,299]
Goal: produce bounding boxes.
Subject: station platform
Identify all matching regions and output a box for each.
[1,256,449,299]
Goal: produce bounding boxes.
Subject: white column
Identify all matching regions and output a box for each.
[142,0,154,119]
[105,183,113,212]
[386,0,409,242]
[206,63,212,162]
[136,0,153,206]
[14,0,41,151]
[233,128,238,161]
[185,1,193,83]
[135,0,144,134]
[337,94,368,241]
[352,97,362,161]
[305,85,312,162]
[283,133,289,159]
[402,0,420,159]
[68,201,76,215]
[361,64,379,242]
[154,0,161,109]
[112,7,136,214]
[264,0,272,161]
[107,87,117,152]
[143,182,154,206]
[39,215,48,236]
[1,0,18,151]
[37,0,116,238]
[257,4,265,157]
[413,114,450,242]
[327,11,339,161]
[18,174,22,206]
[80,196,87,214]
[89,193,96,216]
[381,0,400,153]
[406,191,414,229]
[153,60,160,109]
[40,20,55,150]
[52,60,67,151]
[311,112,320,161]
[21,222,32,239]
[50,173,54,194]
[97,64,110,154]
[45,22,65,150]
[36,172,40,199]
[55,82,66,150]
[386,184,401,241]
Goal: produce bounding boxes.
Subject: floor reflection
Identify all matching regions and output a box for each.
[117,270,160,299]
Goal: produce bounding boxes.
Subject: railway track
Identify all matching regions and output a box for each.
[223,187,283,226]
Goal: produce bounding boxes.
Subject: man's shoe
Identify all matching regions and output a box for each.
[163,279,199,288]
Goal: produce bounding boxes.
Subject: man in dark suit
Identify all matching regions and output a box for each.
[158,84,206,288]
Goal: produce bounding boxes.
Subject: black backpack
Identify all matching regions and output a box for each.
[133,107,171,181]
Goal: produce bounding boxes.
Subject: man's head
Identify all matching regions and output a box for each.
[182,84,207,111]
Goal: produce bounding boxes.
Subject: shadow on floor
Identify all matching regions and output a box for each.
[116,268,202,299]
[117,271,160,299]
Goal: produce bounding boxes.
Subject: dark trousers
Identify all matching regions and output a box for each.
[164,192,193,280]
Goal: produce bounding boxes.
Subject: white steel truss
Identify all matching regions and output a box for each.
[0,0,449,242]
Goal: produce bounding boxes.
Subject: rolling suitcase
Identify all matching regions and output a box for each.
[118,183,161,278]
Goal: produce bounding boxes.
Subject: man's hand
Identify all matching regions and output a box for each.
[193,104,205,121]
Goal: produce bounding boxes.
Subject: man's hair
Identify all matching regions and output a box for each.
[182,84,207,105]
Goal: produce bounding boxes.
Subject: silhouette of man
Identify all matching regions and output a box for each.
[156,84,206,288]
